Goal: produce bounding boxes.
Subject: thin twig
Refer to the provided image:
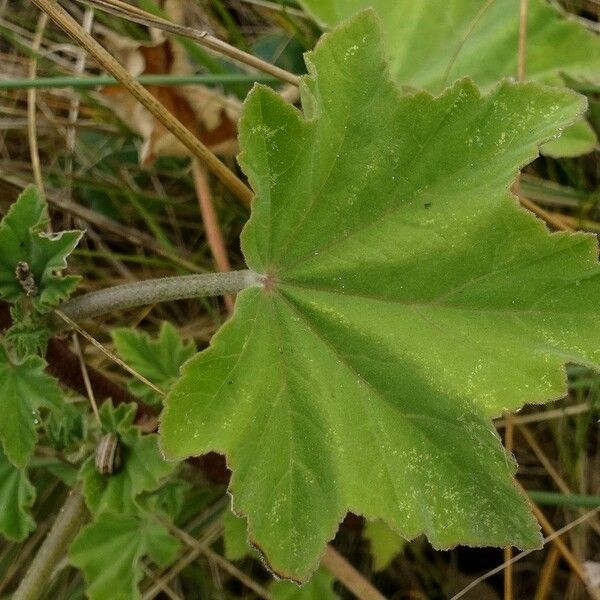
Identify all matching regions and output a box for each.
[450,507,600,600]
[495,402,592,427]
[165,523,275,600]
[54,310,166,397]
[321,546,388,600]
[73,0,300,87]
[503,413,515,600]
[528,501,597,597]
[13,491,87,600]
[518,0,529,82]
[192,161,235,313]
[30,0,254,206]
[27,12,47,197]
[72,332,101,425]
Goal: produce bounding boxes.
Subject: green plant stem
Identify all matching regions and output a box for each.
[13,491,87,600]
[60,270,261,320]
[0,73,279,90]
[528,490,600,509]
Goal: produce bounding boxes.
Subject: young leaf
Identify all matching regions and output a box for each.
[81,402,177,515]
[69,512,181,600]
[0,343,64,468]
[364,520,405,572]
[161,13,598,581]
[111,322,196,406]
[298,0,600,156]
[0,448,36,541]
[0,186,83,312]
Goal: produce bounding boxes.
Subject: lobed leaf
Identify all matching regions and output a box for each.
[80,403,177,515]
[298,0,600,90]
[298,0,600,156]
[223,510,338,598]
[0,448,36,541]
[0,186,83,312]
[161,13,599,581]
[0,343,64,468]
[69,512,180,600]
[111,322,196,406]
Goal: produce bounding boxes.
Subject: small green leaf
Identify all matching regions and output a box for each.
[0,448,36,541]
[44,401,86,453]
[271,569,338,600]
[69,512,181,600]
[141,479,189,521]
[81,402,177,515]
[161,13,599,581]
[364,520,405,572]
[4,305,51,357]
[111,322,196,406]
[0,186,83,312]
[298,0,600,157]
[0,343,64,468]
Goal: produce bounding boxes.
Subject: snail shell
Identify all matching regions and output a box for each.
[95,433,122,475]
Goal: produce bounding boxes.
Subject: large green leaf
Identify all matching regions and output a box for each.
[0,186,83,312]
[111,322,196,406]
[298,0,600,156]
[161,13,599,581]
[223,510,339,599]
[299,0,600,90]
[0,448,36,541]
[69,512,180,600]
[0,343,64,468]
[80,403,177,515]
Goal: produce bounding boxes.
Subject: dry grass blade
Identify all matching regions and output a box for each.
[164,523,275,600]
[54,310,166,398]
[321,546,388,600]
[450,507,600,600]
[534,546,561,600]
[73,0,301,86]
[192,161,235,313]
[30,0,254,206]
[528,501,598,597]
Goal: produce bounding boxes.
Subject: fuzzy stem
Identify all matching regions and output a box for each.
[60,270,261,321]
[13,491,87,600]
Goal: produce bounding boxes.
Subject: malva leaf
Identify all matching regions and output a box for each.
[0,343,64,468]
[364,520,405,572]
[298,0,600,90]
[0,448,36,541]
[223,510,339,599]
[81,402,177,515]
[0,186,83,312]
[69,512,181,600]
[298,0,600,156]
[111,322,196,406]
[160,12,599,581]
